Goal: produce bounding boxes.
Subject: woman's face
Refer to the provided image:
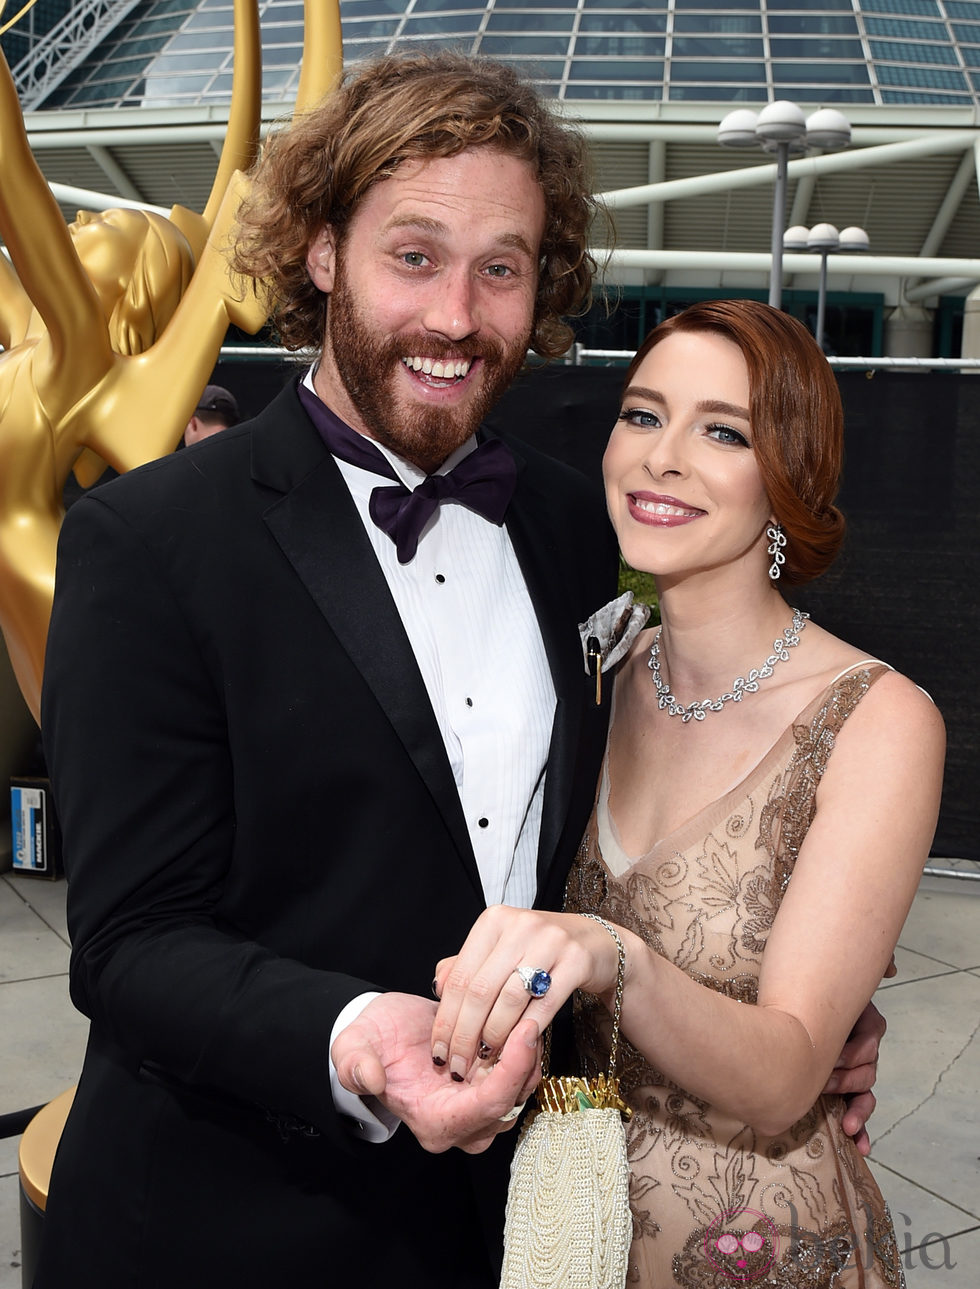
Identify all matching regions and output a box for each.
[602,329,772,587]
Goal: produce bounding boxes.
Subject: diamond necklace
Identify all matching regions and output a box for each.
[648,608,809,723]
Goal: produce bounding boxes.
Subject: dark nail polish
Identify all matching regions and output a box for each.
[431,978,440,998]
[432,1055,446,1067]
[451,1070,464,1083]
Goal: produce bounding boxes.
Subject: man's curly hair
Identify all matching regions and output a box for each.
[232,52,597,359]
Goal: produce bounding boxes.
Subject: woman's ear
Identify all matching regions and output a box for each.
[306,227,336,293]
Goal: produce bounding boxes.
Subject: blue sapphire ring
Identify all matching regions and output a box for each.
[516,966,552,998]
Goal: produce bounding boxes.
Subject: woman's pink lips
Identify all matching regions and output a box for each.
[627,491,705,527]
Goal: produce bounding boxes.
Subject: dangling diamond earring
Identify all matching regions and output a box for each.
[766,523,786,581]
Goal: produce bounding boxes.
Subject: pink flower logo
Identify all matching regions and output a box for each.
[704,1207,779,1282]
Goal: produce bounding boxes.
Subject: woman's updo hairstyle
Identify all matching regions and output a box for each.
[625,299,845,585]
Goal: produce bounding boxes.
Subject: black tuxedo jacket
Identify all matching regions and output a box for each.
[37,381,619,1288]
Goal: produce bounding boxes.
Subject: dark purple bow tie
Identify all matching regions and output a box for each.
[298,383,517,563]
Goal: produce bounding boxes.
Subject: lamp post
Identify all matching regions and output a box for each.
[783,223,870,351]
[718,104,852,309]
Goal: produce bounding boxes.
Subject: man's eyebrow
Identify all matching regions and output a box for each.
[381,216,537,258]
[623,386,750,421]
[382,215,447,237]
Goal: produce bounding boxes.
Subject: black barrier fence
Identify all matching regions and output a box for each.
[215,359,977,861]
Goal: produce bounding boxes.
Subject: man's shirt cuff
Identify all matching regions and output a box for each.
[329,992,402,1143]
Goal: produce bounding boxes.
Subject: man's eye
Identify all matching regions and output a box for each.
[486,264,512,278]
[402,252,427,267]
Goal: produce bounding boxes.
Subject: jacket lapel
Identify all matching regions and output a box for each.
[252,385,482,897]
[500,446,588,892]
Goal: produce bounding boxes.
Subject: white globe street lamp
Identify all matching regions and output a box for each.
[783,223,869,351]
[718,104,852,309]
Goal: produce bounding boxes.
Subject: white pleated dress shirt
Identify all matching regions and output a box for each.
[303,374,557,1138]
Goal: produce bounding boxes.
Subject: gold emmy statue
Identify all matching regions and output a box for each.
[0,0,342,722]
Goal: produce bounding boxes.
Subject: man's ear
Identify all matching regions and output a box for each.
[306,227,336,293]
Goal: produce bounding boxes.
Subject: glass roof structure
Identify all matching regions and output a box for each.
[16,0,980,113]
[9,0,980,354]
[0,0,71,67]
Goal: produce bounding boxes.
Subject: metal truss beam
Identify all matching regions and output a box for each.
[11,0,144,111]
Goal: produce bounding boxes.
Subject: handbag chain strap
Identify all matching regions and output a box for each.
[536,914,631,1118]
[578,914,626,1080]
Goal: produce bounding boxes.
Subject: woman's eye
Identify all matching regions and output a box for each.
[618,408,661,429]
[485,263,512,278]
[708,423,750,447]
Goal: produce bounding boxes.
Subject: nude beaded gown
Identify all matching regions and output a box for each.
[566,665,904,1289]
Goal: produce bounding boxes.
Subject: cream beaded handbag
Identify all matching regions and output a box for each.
[500,915,632,1289]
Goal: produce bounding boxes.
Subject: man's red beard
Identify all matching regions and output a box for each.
[326,259,531,474]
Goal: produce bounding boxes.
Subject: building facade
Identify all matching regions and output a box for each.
[8,0,980,358]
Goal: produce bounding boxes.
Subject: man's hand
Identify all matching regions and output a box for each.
[822,999,887,1156]
[331,992,541,1154]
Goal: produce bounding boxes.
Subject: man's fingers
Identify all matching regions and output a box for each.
[332,1043,387,1098]
[487,1016,540,1095]
[849,1127,872,1158]
[832,1002,886,1079]
[833,1035,879,1072]
[454,1030,541,1156]
[463,1025,541,1109]
[841,1089,877,1145]
[835,1031,882,1072]
[824,1062,877,1097]
[450,1015,539,1129]
[845,1001,887,1053]
[406,1022,540,1156]
[512,1029,545,1106]
[458,1129,505,1155]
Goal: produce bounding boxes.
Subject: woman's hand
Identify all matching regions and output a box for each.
[430,906,623,1083]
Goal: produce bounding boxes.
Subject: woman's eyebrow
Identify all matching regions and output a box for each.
[622,387,750,422]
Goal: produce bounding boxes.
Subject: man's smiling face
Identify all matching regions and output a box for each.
[306,148,546,473]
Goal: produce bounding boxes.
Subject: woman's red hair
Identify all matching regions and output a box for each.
[625,300,845,585]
